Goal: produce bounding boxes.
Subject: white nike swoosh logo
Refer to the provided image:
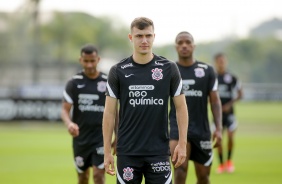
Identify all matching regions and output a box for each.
[125,74,134,78]
[77,84,85,88]
[165,172,170,178]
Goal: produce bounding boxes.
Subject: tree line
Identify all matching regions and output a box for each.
[0,10,281,83]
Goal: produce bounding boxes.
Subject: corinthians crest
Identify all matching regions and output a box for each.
[151,68,163,81]
[97,81,107,92]
[75,156,84,167]
[123,167,134,181]
[194,68,205,78]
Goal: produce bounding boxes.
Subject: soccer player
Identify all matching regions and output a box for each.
[61,44,107,184]
[103,17,188,184]
[169,31,222,184]
[213,53,243,173]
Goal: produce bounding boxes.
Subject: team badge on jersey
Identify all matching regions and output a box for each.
[75,156,84,167]
[223,74,232,84]
[194,68,205,78]
[123,167,134,181]
[151,68,163,81]
[97,81,107,92]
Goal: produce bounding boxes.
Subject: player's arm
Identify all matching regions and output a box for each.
[103,96,117,176]
[111,101,119,155]
[172,94,188,168]
[223,82,243,112]
[209,91,222,148]
[61,101,79,137]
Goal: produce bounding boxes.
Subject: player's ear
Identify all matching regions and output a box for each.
[78,57,82,63]
[128,33,132,42]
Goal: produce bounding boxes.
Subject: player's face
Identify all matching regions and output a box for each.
[175,33,195,59]
[129,26,155,55]
[215,56,227,72]
[79,52,100,75]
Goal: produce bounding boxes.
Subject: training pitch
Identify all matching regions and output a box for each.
[0,102,281,184]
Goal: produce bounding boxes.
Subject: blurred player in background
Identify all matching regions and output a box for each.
[103,17,188,184]
[61,44,107,184]
[169,31,222,184]
[213,53,243,173]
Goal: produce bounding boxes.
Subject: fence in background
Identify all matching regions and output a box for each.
[0,63,281,121]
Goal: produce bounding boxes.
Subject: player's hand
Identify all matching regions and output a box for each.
[222,103,231,113]
[213,129,222,148]
[104,154,115,176]
[67,122,79,137]
[172,143,186,168]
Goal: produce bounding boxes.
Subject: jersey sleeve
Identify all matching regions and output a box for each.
[208,66,218,92]
[105,65,119,99]
[170,62,183,97]
[63,80,75,104]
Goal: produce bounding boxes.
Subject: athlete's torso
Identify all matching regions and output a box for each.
[106,54,183,156]
[170,61,217,139]
[64,71,107,147]
[217,72,239,113]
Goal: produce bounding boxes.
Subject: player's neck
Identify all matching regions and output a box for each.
[132,52,154,64]
[84,70,99,79]
[178,57,195,67]
[217,69,225,75]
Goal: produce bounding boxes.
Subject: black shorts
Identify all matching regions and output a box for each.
[169,121,179,140]
[117,155,172,184]
[222,113,237,131]
[73,145,104,173]
[188,137,213,166]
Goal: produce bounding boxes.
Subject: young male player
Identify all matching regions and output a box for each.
[214,53,243,173]
[170,31,222,184]
[103,17,188,184]
[61,44,107,184]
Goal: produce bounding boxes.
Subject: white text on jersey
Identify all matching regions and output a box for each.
[78,94,104,112]
[128,86,163,107]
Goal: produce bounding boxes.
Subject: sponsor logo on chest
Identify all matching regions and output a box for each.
[182,79,203,97]
[78,94,104,112]
[128,85,164,107]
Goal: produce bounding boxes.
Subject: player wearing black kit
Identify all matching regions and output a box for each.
[103,17,188,184]
[169,32,222,184]
[61,44,107,184]
[214,53,243,173]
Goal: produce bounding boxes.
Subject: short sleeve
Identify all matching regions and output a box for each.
[170,62,183,97]
[63,80,75,104]
[208,66,218,92]
[106,65,119,99]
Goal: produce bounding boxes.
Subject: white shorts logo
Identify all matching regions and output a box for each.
[151,161,171,172]
[96,147,104,155]
[123,167,134,181]
[75,156,84,167]
[200,141,212,149]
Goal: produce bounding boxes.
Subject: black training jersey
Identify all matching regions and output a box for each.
[63,71,107,147]
[106,54,183,156]
[170,61,218,139]
[217,72,241,113]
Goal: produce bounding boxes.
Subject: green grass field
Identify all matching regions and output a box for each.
[0,102,282,184]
